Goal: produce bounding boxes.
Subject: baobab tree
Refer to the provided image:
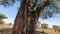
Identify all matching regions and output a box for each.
[12,0,49,34]
[0,0,60,34]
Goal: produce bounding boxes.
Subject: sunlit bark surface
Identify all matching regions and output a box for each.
[12,0,49,34]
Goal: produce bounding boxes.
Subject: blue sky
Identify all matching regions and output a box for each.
[0,1,60,28]
[39,14,60,28]
[0,1,20,24]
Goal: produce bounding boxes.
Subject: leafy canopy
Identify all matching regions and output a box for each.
[0,0,58,7]
[0,13,7,20]
[41,23,48,28]
[0,0,60,19]
[52,25,59,29]
[0,13,8,24]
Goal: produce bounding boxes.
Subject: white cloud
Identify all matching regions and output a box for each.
[3,19,14,24]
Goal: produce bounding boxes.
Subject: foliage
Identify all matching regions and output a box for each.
[0,0,60,34]
[52,25,59,32]
[0,13,7,19]
[0,0,20,6]
[0,0,60,19]
[41,23,48,29]
[0,13,8,24]
[0,13,8,21]
[57,27,60,32]
[54,26,60,32]
[52,25,59,29]
[0,21,4,24]
[40,0,60,19]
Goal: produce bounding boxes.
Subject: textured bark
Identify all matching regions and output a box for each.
[12,0,49,34]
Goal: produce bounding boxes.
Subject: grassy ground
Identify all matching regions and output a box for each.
[0,24,60,34]
[0,24,12,34]
[35,28,60,34]
[0,24,13,29]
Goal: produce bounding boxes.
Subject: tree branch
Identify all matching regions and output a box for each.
[35,0,49,19]
[31,0,38,9]
[36,0,49,11]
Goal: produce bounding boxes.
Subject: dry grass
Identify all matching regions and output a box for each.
[0,24,60,34]
[35,28,60,34]
[0,24,13,29]
[0,24,13,34]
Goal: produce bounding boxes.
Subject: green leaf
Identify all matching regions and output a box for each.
[0,13,8,20]
[0,21,4,24]
[49,0,57,5]
[41,23,48,28]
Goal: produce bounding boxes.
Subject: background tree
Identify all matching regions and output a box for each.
[36,21,41,28]
[0,13,8,24]
[41,23,48,32]
[52,25,59,32]
[57,27,60,32]
[9,23,12,25]
[0,0,60,34]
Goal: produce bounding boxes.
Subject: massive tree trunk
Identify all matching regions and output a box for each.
[12,0,49,34]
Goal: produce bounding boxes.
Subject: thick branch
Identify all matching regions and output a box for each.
[31,0,38,9]
[36,0,49,11]
[35,0,49,19]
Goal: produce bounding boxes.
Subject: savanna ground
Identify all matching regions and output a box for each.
[0,24,60,34]
[35,28,60,34]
